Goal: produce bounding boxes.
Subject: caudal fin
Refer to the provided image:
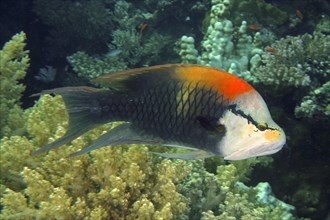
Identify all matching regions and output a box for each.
[32,86,108,155]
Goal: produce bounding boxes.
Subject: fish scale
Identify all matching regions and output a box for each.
[103,81,227,151]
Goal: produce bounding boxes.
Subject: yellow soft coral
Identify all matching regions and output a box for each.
[0,32,29,137]
[0,94,191,219]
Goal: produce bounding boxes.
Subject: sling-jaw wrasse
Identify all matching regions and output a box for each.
[33,64,286,160]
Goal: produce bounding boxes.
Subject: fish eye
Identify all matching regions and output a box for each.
[257,122,268,131]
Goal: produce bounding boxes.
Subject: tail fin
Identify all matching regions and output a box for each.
[32,86,108,155]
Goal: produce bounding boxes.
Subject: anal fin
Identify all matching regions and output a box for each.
[68,123,163,157]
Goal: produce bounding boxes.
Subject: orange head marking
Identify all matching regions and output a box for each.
[174,66,254,101]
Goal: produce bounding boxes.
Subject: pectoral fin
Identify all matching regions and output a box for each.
[151,150,214,160]
[68,123,163,157]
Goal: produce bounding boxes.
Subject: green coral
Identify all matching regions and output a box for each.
[253,35,311,87]
[253,32,330,119]
[0,32,29,137]
[178,158,293,220]
[67,1,171,80]
[253,33,329,87]
[232,0,289,25]
[178,0,263,78]
[295,81,330,118]
[67,51,128,80]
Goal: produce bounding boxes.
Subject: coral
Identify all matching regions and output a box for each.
[0,95,191,219]
[0,94,299,219]
[253,35,311,87]
[179,36,198,64]
[232,0,289,26]
[200,182,295,220]
[295,81,330,118]
[178,158,292,220]
[253,32,330,119]
[253,33,329,87]
[178,0,263,79]
[198,164,296,220]
[34,65,57,83]
[67,51,127,80]
[315,15,330,34]
[0,32,29,137]
[67,1,171,79]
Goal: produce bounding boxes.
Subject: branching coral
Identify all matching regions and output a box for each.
[0,32,29,137]
[178,158,293,220]
[252,35,312,87]
[67,51,128,80]
[178,0,263,79]
[295,81,330,118]
[253,32,330,119]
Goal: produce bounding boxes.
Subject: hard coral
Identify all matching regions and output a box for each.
[178,0,262,78]
[253,32,330,119]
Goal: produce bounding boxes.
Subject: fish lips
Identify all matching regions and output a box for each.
[223,134,286,160]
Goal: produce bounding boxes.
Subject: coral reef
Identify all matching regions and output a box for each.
[178,160,296,220]
[178,0,263,79]
[0,32,29,137]
[0,95,297,219]
[231,0,289,26]
[67,1,171,79]
[252,35,312,87]
[179,1,329,120]
[67,51,127,80]
[0,95,191,219]
[295,81,330,118]
[253,32,330,119]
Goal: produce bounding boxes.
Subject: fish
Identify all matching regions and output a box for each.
[248,23,262,31]
[265,47,277,54]
[295,9,303,20]
[32,64,286,160]
[138,21,148,33]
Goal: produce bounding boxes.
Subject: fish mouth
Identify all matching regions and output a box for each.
[223,139,285,160]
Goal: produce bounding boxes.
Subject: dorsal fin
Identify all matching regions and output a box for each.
[92,64,191,84]
[91,64,193,91]
[91,64,255,100]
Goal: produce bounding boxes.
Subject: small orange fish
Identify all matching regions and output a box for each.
[296,9,303,20]
[32,64,285,160]
[265,47,277,54]
[139,22,148,33]
[248,23,262,31]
